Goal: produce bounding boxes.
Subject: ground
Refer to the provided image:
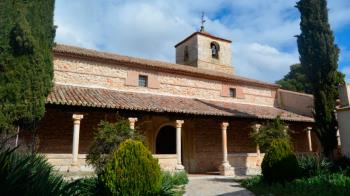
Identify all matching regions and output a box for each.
[185,175,254,196]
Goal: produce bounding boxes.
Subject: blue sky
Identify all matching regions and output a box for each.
[54,0,350,83]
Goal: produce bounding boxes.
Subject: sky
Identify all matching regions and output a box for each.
[54,0,350,83]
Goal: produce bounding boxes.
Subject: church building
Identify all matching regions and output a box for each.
[33,28,317,176]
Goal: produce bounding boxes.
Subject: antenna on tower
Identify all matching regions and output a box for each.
[200,12,206,32]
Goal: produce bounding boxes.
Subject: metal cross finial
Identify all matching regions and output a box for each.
[200,12,206,32]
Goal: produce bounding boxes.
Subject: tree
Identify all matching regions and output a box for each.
[86,116,143,174]
[250,116,290,151]
[276,63,344,94]
[276,64,313,94]
[296,0,344,158]
[0,0,56,151]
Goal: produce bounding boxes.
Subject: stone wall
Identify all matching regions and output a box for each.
[277,89,314,116]
[54,57,276,106]
[338,84,350,158]
[196,34,234,74]
[175,34,234,74]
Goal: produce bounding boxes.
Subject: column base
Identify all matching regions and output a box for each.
[175,164,185,171]
[219,162,235,176]
[69,164,81,172]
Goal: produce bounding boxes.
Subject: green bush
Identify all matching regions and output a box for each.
[262,139,300,183]
[86,116,143,174]
[160,172,176,196]
[332,156,350,175]
[250,116,290,150]
[69,177,102,196]
[242,173,350,196]
[160,171,189,195]
[170,171,189,186]
[298,154,332,177]
[0,147,76,195]
[99,139,162,195]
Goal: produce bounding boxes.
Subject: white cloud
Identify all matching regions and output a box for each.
[233,43,298,82]
[54,0,349,83]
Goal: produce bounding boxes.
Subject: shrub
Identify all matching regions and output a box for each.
[250,116,290,150]
[160,172,176,196]
[241,173,350,196]
[262,139,300,183]
[99,139,162,195]
[298,154,332,177]
[160,171,189,195]
[86,116,143,173]
[171,171,189,186]
[332,156,350,174]
[298,154,320,177]
[0,147,76,195]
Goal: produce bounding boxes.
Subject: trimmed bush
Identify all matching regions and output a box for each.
[262,139,300,183]
[99,139,162,195]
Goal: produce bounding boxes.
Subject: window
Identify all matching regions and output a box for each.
[184,46,189,62]
[229,88,236,98]
[138,75,148,87]
[210,42,220,59]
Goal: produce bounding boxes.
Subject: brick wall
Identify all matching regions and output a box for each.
[35,106,317,173]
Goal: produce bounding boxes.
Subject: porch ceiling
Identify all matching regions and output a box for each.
[47,84,314,122]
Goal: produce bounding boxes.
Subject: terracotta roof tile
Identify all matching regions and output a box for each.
[47,84,313,122]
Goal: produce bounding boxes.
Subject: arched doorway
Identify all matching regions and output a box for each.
[156,125,176,154]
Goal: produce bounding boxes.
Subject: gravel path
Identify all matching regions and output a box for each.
[184,175,254,196]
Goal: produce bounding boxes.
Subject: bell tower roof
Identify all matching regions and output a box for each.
[174,31,231,48]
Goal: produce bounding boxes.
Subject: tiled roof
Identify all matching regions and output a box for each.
[47,84,314,122]
[174,31,232,47]
[53,44,279,89]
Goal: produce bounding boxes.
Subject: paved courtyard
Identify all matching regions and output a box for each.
[184,175,254,196]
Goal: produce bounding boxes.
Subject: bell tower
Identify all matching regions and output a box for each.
[174,19,235,74]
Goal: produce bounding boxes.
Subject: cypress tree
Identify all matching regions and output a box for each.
[0,0,55,150]
[296,0,343,158]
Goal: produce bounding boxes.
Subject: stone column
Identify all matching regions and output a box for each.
[219,122,234,176]
[306,127,313,152]
[254,124,262,165]
[175,120,184,170]
[337,129,341,147]
[72,114,83,166]
[128,117,138,130]
[284,125,289,134]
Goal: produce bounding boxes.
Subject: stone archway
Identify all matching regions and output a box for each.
[156,125,176,154]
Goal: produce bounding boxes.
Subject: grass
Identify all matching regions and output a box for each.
[241,173,350,196]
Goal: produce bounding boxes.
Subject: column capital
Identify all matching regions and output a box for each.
[254,123,262,131]
[72,114,83,124]
[176,120,184,128]
[306,127,312,131]
[128,117,138,130]
[221,122,229,129]
[128,117,138,124]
